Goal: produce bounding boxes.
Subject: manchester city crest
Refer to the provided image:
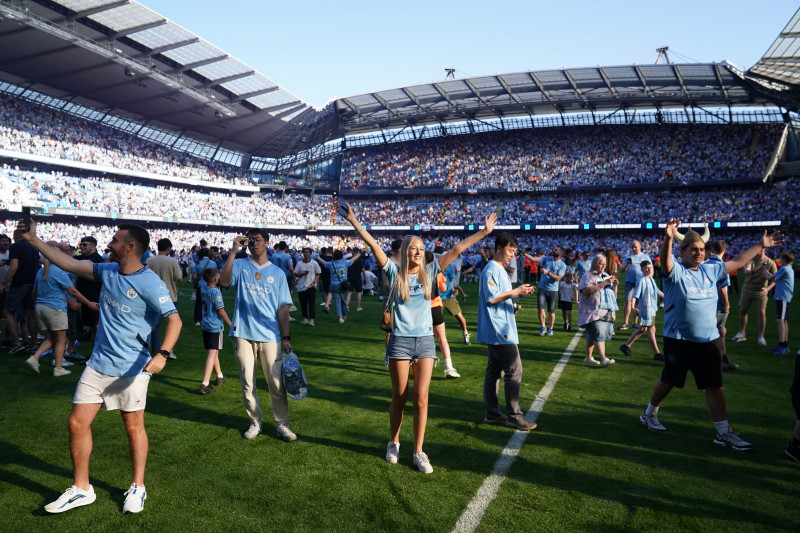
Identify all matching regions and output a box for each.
[127,288,138,299]
[267,276,275,283]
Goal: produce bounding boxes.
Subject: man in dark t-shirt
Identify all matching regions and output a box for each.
[1,230,41,352]
[74,236,104,342]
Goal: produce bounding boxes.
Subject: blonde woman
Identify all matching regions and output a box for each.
[342,202,496,474]
[25,244,98,376]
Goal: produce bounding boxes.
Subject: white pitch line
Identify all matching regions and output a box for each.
[451,331,584,533]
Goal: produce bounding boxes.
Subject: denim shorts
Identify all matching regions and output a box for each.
[385,335,437,365]
[585,320,614,342]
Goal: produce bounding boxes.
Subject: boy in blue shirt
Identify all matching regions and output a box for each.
[763,251,795,356]
[480,233,537,431]
[198,268,231,394]
[20,220,180,515]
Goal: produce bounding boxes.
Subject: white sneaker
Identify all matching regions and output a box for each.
[122,483,147,513]
[243,421,261,439]
[51,358,74,367]
[583,357,600,365]
[757,337,767,347]
[54,367,72,377]
[276,424,297,442]
[386,441,399,463]
[309,319,315,327]
[300,318,309,325]
[413,451,433,474]
[463,331,471,345]
[289,305,298,312]
[25,355,39,374]
[444,367,461,379]
[731,332,746,342]
[356,307,363,311]
[45,484,97,513]
[338,317,345,323]
[601,358,615,367]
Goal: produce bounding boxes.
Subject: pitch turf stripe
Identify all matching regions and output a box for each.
[451,331,583,533]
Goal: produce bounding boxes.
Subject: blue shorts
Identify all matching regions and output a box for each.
[385,335,437,365]
[638,316,655,327]
[624,282,636,301]
[585,320,614,342]
[537,290,559,313]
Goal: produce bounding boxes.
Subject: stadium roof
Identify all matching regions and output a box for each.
[0,1,798,163]
[334,63,766,134]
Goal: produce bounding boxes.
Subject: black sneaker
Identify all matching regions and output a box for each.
[714,431,752,451]
[197,384,215,395]
[214,375,228,386]
[483,413,508,426]
[654,353,665,361]
[786,442,800,463]
[721,359,740,371]
[505,415,537,431]
[619,344,632,357]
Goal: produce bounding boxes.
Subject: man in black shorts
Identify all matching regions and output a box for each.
[639,219,781,451]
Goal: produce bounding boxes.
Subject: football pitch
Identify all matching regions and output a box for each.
[1,276,799,532]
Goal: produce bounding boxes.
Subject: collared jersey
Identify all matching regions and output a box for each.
[478,260,518,345]
[633,276,659,321]
[383,260,440,337]
[228,259,292,343]
[538,256,566,292]
[663,261,725,342]
[623,252,652,284]
[201,285,225,332]
[89,263,177,377]
[34,264,73,312]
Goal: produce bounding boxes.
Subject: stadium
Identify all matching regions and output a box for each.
[1,1,799,531]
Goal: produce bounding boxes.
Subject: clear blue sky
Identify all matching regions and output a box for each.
[141,0,797,108]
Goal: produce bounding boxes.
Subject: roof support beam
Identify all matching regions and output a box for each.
[528,72,555,103]
[712,63,729,100]
[633,66,655,101]
[72,1,131,20]
[102,20,167,40]
[464,79,491,106]
[671,64,689,98]
[145,37,199,56]
[231,85,279,103]
[371,92,395,117]
[496,75,524,104]
[201,70,255,88]
[596,68,620,98]
[432,83,456,107]
[179,55,228,71]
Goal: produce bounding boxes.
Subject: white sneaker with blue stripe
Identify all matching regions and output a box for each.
[123,483,147,513]
[44,484,96,513]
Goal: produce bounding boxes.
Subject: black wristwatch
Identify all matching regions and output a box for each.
[157,349,171,360]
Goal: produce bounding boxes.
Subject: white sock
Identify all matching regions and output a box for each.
[715,420,730,435]
[217,374,224,379]
[444,357,453,370]
[201,381,210,387]
[645,403,658,416]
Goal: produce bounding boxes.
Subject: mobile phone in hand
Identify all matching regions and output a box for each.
[22,206,31,232]
[338,198,349,218]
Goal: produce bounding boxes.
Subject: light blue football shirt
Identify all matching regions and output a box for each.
[227,259,292,343]
[663,261,725,343]
[89,263,177,377]
[633,276,659,321]
[775,265,795,302]
[201,285,225,332]
[383,260,440,337]
[538,256,566,292]
[328,259,350,289]
[623,252,652,284]
[35,264,72,312]
[478,260,518,345]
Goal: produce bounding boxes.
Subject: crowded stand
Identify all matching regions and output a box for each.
[0,93,251,186]
[340,124,781,190]
[0,166,336,226]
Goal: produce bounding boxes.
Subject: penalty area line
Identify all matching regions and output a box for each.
[451,331,583,533]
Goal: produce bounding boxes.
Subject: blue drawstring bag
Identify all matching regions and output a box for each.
[282,351,307,400]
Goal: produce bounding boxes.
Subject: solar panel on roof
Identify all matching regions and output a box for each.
[128,23,195,49]
[162,41,224,65]
[247,90,299,110]
[221,75,276,96]
[55,0,124,11]
[88,3,163,32]
[194,58,251,81]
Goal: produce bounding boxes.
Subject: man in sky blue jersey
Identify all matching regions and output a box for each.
[479,232,537,431]
[639,219,781,451]
[19,219,181,515]
[525,245,566,336]
[619,240,651,330]
[221,228,296,442]
[271,241,295,292]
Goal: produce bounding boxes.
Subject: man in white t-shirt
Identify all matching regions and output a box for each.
[294,247,321,326]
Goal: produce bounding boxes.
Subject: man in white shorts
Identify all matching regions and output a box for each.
[20,220,181,515]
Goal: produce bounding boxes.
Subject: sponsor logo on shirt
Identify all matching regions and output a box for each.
[158,295,170,304]
[102,293,131,313]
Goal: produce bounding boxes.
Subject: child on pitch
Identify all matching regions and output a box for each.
[197,267,231,395]
[558,271,578,331]
[619,260,664,360]
[761,251,794,356]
